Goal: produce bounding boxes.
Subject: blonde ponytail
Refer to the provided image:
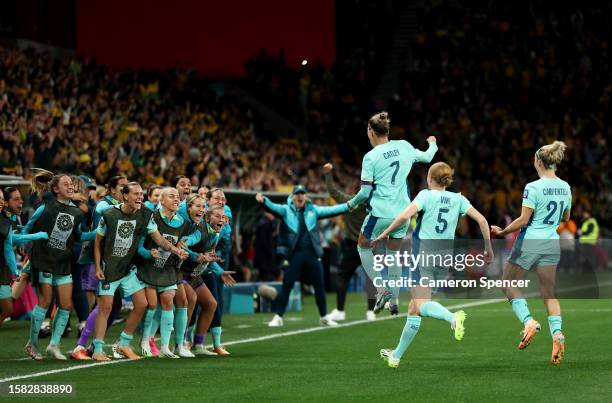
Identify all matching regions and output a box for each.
[537,141,567,169]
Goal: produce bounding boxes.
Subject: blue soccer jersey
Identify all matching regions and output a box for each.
[360,140,437,218]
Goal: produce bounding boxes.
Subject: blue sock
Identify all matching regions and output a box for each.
[174,308,188,347]
[548,315,562,337]
[119,331,133,347]
[419,301,453,323]
[211,327,222,348]
[142,309,156,339]
[357,246,384,292]
[511,298,532,324]
[160,309,174,347]
[93,338,105,354]
[150,306,162,338]
[392,316,421,359]
[386,248,402,299]
[50,308,70,346]
[29,305,47,347]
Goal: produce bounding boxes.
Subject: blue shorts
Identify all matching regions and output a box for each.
[98,269,144,297]
[361,213,409,241]
[38,271,73,286]
[509,239,560,270]
[142,282,178,293]
[0,285,11,299]
[508,252,560,270]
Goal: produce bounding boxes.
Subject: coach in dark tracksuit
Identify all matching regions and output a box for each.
[323,164,376,320]
[256,185,349,327]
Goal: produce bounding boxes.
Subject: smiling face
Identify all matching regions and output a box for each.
[53,175,74,201]
[149,188,162,204]
[198,186,209,199]
[176,178,191,200]
[292,192,307,209]
[188,197,206,223]
[161,188,180,213]
[209,190,226,207]
[124,184,144,211]
[206,206,226,232]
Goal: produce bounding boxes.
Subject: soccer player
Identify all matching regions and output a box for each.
[491,141,571,365]
[71,176,128,360]
[346,112,438,314]
[21,174,96,360]
[0,189,48,327]
[179,199,232,355]
[137,187,195,358]
[145,185,162,210]
[256,186,349,327]
[372,162,493,368]
[202,188,234,354]
[91,182,186,361]
[175,175,191,201]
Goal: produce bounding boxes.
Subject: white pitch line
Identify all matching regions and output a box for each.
[0,298,505,383]
[3,280,610,383]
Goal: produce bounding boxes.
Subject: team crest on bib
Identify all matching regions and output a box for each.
[48,213,74,250]
[154,234,178,268]
[112,220,136,257]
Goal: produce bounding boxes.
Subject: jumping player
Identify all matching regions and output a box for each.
[347,112,438,314]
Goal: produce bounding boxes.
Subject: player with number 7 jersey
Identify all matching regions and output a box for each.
[346,112,438,315]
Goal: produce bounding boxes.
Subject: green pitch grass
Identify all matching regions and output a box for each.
[1,292,611,402]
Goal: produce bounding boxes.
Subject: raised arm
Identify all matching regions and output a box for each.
[412,137,438,163]
[323,163,352,203]
[256,193,287,218]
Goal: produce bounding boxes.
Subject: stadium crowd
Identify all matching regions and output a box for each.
[245,1,611,234]
[0,46,357,195]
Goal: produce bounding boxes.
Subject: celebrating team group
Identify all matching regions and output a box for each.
[0,175,237,361]
[0,110,571,368]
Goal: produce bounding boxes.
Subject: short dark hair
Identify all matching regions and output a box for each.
[121,182,141,195]
[3,187,19,200]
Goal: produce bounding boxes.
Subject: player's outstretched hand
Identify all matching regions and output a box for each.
[371,233,389,247]
[220,271,237,286]
[255,193,265,203]
[490,225,503,237]
[322,163,333,174]
[427,135,437,143]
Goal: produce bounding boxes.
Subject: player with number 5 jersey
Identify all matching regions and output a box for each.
[347,112,438,315]
[491,141,572,366]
